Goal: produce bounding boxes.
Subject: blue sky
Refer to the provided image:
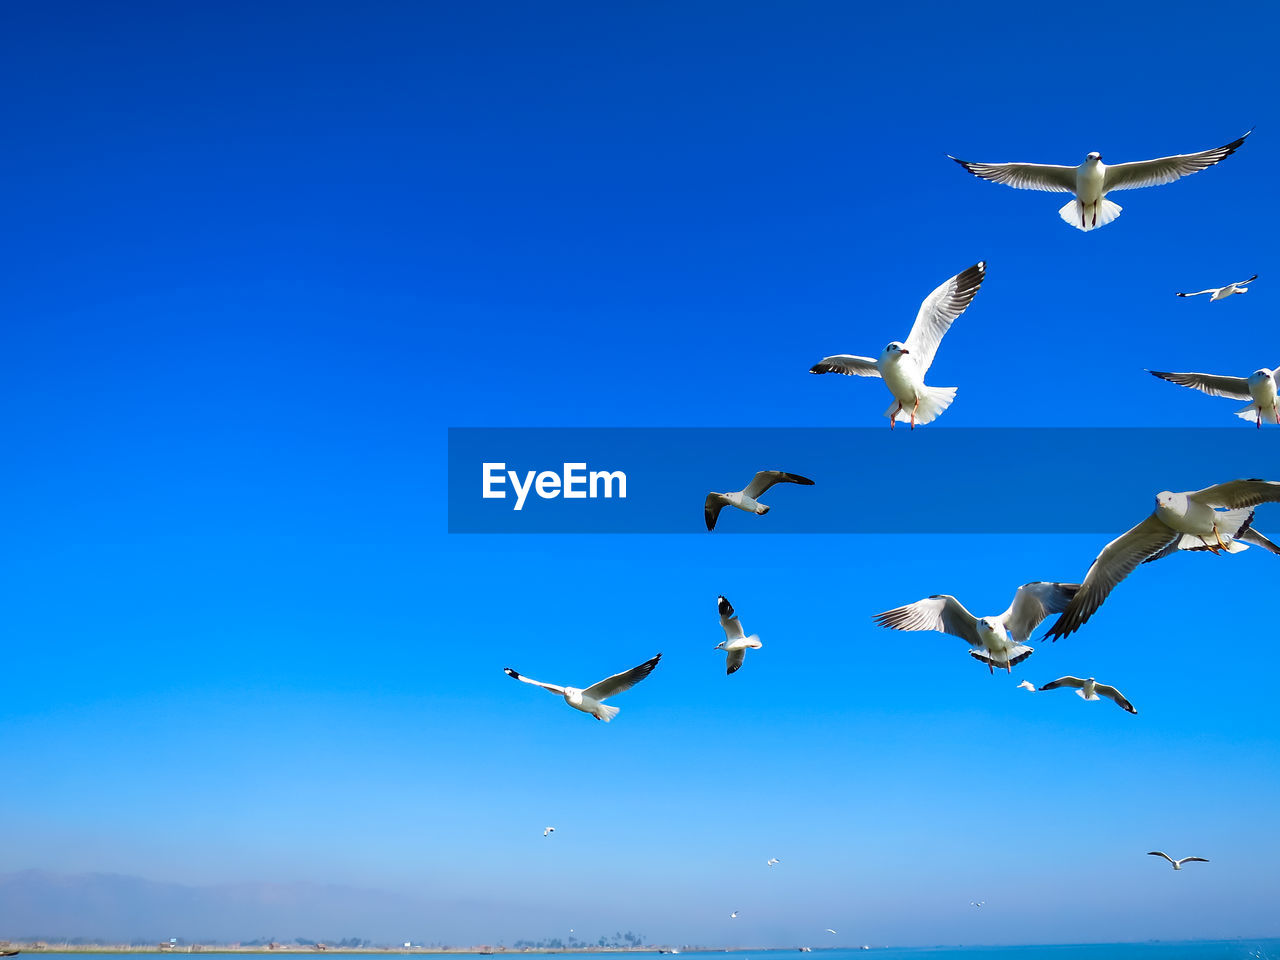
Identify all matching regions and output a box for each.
[2,0,1279,946]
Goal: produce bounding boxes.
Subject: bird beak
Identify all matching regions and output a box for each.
[899,348,910,355]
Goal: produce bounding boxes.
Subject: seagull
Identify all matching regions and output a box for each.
[1044,480,1280,639]
[730,912,740,919]
[1176,275,1257,301]
[1148,851,1210,870]
[705,470,814,531]
[1038,676,1137,714]
[1148,367,1280,428]
[543,826,555,837]
[503,654,662,722]
[948,130,1252,231]
[715,595,762,674]
[873,581,1079,673]
[825,930,837,935]
[969,901,985,908]
[767,858,780,866]
[1016,680,1036,692]
[810,262,985,429]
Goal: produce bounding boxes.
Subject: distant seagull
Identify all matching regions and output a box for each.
[810,262,985,429]
[948,130,1252,231]
[1148,851,1210,870]
[730,911,740,919]
[874,582,1079,673]
[970,900,986,908]
[715,595,763,675]
[1017,680,1036,692]
[543,826,555,837]
[1039,676,1137,714]
[1044,480,1280,639]
[1176,275,1257,301]
[767,857,781,866]
[503,654,662,722]
[825,930,837,935]
[705,470,814,531]
[1148,367,1279,428]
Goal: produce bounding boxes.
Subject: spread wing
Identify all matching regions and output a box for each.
[809,354,881,377]
[1148,851,1177,865]
[1176,857,1209,865]
[948,156,1077,192]
[1043,515,1178,640]
[705,493,730,531]
[1148,370,1252,400]
[725,647,747,675]
[1001,581,1080,643]
[1174,288,1217,298]
[1187,478,1280,509]
[1094,682,1137,714]
[903,262,987,375]
[743,470,815,499]
[873,594,981,646]
[583,653,662,701]
[1235,274,1259,286]
[1102,130,1252,192]
[503,667,566,696]
[718,595,746,642]
[1039,676,1087,691]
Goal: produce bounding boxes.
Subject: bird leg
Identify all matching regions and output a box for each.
[1214,526,1229,551]
[1092,203,1098,227]
[1199,536,1221,556]
[1258,407,1263,429]
[911,396,919,430]
[890,401,901,429]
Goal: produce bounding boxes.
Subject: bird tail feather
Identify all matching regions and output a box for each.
[1216,506,1255,541]
[884,386,956,425]
[1058,197,1122,232]
[594,702,620,722]
[969,645,1032,669]
[744,634,762,649]
[1235,402,1278,424]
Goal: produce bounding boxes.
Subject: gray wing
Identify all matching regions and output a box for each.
[1188,479,1280,509]
[1148,370,1252,400]
[1238,528,1280,555]
[903,262,987,375]
[1233,274,1258,286]
[725,647,747,675]
[503,667,566,696]
[1094,683,1137,714]
[718,595,746,642]
[1177,857,1210,865]
[705,493,729,531]
[1001,581,1081,644]
[583,653,662,701]
[873,594,982,646]
[743,470,816,499]
[948,156,1078,192]
[1044,515,1179,640]
[1102,130,1252,192]
[1039,676,1087,691]
[809,354,882,377]
[1148,851,1177,864]
[1143,525,1280,563]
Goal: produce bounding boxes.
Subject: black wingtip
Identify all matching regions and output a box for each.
[503,667,519,678]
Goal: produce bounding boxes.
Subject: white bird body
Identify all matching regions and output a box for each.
[767,858,780,866]
[1149,366,1279,427]
[1016,680,1036,692]
[810,263,985,428]
[949,131,1252,231]
[504,654,662,722]
[705,471,815,531]
[1148,851,1209,870]
[1176,274,1257,300]
[715,596,762,674]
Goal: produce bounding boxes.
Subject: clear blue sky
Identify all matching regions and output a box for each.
[1,0,1278,947]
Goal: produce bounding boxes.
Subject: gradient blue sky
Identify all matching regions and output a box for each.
[2,0,1278,947]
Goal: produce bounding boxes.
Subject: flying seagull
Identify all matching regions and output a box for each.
[948,130,1252,231]
[1044,479,1280,639]
[715,595,762,674]
[1148,851,1209,870]
[969,901,986,908]
[874,582,1079,673]
[543,826,555,837]
[767,858,781,866]
[1148,367,1279,428]
[810,262,985,429]
[1017,680,1036,692]
[730,911,740,919]
[1039,676,1137,714]
[705,470,814,531]
[503,654,662,722]
[1176,275,1257,300]
[825,930,837,935]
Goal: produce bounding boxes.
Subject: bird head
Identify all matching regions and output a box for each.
[1086,151,1102,162]
[714,641,727,651]
[884,340,909,356]
[1251,368,1273,381]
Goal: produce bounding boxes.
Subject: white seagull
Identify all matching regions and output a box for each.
[969,901,986,908]
[948,130,1252,231]
[503,654,662,722]
[767,858,780,866]
[825,930,837,935]
[1038,676,1137,714]
[874,581,1079,673]
[1176,274,1257,301]
[730,911,740,919]
[1148,367,1280,428]
[1148,851,1209,870]
[1016,680,1036,692]
[1044,480,1280,639]
[810,262,986,429]
[543,826,555,837]
[715,595,762,675]
[705,470,814,531]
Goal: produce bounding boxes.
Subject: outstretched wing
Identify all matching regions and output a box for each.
[1148,370,1252,400]
[873,594,982,646]
[903,261,987,375]
[1147,851,1177,865]
[725,647,747,675]
[809,354,881,377]
[1174,289,1217,298]
[503,667,566,695]
[1188,478,1280,509]
[1094,683,1137,714]
[718,595,746,642]
[743,470,815,499]
[1043,515,1178,640]
[947,156,1077,192]
[1039,676,1087,691]
[1002,581,1080,644]
[1103,130,1252,192]
[583,653,662,701]
[1177,857,1210,865]
[705,493,729,531]
[1234,274,1259,286]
